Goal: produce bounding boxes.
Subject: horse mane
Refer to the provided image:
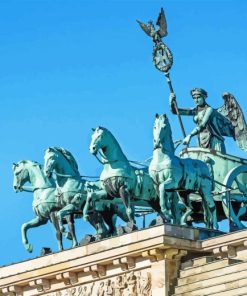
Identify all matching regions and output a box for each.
[100,127,122,147]
[155,115,175,153]
[51,147,79,173]
[14,160,43,173]
[94,126,129,162]
[18,160,41,166]
[164,117,175,152]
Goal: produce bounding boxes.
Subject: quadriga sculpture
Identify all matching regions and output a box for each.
[12,160,75,252]
[89,127,166,227]
[149,114,218,229]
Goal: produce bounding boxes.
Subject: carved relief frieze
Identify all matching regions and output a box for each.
[43,270,152,296]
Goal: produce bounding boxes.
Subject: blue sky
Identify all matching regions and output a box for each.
[0,0,247,266]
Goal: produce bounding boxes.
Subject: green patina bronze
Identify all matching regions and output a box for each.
[149,114,218,229]
[12,160,75,252]
[12,8,247,252]
[44,147,85,247]
[170,90,247,153]
[83,180,134,236]
[88,127,178,226]
[43,147,130,240]
[180,148,247,229]
[138,8,247,231]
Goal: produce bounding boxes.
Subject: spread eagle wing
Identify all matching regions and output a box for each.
[156,7,168,37]
[217,92,247,152]
[136,20,152,37]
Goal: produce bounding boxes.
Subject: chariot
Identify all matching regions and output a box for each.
[138,8,247,230]
[180,147,247,229]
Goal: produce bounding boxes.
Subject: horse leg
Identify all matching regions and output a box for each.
[115,204,130,224]
[100,206,116,236]
[200,185,218,230]
[83,189,108,221]
[119,185,136,225]
[87,213,109,239]
[50,211,63,251]
[83,192,93,221]
[57,205,78,247]
[170,192,182,225]
[21,216,47,253]
[100,203,130,236]
[158,182,172,223]
[179,192,193,226]
[65,214,76,245]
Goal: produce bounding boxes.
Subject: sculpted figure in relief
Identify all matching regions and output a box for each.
[113,276,126,296]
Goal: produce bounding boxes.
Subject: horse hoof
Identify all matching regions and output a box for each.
[163,213,172,223]
[213,223,219,230]
[79,234,95,246]
[60,226,65,233]
[72,242,78,248]
[124,222,138,233]
[83,215,89,222]
[25,244,33,253]
[117,226,125,236]
[95,234,103,241]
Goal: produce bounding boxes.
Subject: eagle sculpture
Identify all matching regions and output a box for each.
[137,8,168,44]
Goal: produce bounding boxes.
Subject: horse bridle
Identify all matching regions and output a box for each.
[153,138,162,150]
[15,167,50,192]
[46,151,79,179]
[94,149,118,165]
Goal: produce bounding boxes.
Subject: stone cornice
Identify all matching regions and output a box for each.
[201,229,247,258]
[0,224,200,293]
[3,225,245,296]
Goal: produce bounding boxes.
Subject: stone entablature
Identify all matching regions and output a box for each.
[201,229,247,259]
[1,225,247,296]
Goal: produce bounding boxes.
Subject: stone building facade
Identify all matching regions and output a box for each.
[1,225,247,296]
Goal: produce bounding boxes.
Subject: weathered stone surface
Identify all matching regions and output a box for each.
[2,225,247,296]
[175,264,247,294]
[179,258,239,278]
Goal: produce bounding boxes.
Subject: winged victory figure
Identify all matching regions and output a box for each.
[137,7,168,44]
[169,89,247,154]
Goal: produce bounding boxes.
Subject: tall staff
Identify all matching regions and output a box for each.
[137,8,186,138]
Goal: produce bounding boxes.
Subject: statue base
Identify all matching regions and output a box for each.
[1,225,247,296]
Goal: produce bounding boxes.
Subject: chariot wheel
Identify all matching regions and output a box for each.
[221,164,247,229]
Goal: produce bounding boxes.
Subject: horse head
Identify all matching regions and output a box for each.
[153,114,172,149]
[13,161,31,192]
[44,147,57,178]
[90,126,107,155]
[44,146,80,180]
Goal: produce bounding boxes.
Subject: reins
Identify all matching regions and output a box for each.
[94,150,118,165]
[18,185,51,192]
[52,171,99,180]
[94,149,148,168]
